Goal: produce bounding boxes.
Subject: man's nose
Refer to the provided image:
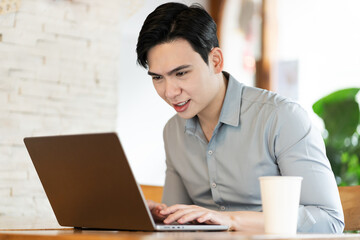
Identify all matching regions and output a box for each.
[164,79,181,99]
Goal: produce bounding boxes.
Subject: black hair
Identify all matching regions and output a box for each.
[136,2,219,69]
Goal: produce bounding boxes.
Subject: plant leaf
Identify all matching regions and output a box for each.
[313,88,360,145]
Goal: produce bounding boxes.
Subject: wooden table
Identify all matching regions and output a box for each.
[1,216,359,240]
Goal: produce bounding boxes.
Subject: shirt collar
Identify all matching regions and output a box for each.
[184,116,207,142]
[184,72,243,135]
[218,72,243,127]
[185,117,197,134]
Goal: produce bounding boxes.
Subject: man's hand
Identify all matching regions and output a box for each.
[146,200,168,222]
[159,204,232,227]
[153,203,264,231]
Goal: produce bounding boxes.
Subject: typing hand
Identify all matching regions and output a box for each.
[160,204,232,227]
[146,200,168,222]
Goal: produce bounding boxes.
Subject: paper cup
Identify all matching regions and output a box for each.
[259,176,303,235]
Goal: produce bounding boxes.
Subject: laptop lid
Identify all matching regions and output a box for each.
[24,132,228,231]
[24,132,155,231]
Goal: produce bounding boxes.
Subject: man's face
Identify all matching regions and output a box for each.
[147,38,222,119]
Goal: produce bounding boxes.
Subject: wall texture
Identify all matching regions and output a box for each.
[0,0,136,217]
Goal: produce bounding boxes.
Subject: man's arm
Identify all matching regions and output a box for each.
[270,102,344,233]
[161,120,194,206]
[162,157,193,206]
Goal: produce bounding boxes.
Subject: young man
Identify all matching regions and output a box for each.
[136,2,344,233]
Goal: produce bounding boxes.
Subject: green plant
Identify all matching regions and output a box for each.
[313,88,360,186]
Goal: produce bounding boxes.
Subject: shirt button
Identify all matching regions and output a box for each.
[220,206,226,211]
[208,150,213,155]
[211,182,217,188]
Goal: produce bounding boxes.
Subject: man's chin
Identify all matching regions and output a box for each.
[177,112,196,119]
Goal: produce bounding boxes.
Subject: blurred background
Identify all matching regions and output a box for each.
[0,0,359,218]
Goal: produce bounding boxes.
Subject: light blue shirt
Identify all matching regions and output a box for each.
[162,72,344,233]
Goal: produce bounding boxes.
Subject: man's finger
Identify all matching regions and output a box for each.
[156,203,167,211]
[197,212,217,223]
[163,207,197,224]
[160,204,190,215]
[177,210,207,224]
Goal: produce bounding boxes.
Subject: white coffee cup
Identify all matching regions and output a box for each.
[259,176,303,235]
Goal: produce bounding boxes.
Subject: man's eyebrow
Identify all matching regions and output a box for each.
[147,71,160,76]
[147,65,191,76]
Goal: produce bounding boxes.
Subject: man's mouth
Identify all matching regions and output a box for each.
[173,99,191,113]
[175,100,190,106]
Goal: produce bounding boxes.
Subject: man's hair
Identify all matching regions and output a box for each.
[136,2,219,69]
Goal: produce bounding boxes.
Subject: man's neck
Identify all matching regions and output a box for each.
[197,73,228,142]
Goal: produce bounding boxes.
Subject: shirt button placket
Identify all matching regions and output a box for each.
[207,145,219,203]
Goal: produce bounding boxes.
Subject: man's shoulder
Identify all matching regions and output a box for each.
[241,85,298,110]
[240,85,311,127]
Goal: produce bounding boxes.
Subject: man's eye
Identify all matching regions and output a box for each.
[152,75,162,80]
[176,71,187,77]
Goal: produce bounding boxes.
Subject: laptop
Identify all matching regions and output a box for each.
[24,132,228,231]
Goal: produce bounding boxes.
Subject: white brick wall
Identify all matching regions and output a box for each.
[0,0,133,217]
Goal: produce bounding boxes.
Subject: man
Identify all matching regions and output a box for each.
[136,2,344,233]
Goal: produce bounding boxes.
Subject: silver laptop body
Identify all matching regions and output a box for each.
[24,132,228,231]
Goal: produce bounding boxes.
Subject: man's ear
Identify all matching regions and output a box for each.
[209,47,224,74]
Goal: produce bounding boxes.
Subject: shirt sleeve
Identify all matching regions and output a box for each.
[269,102,344,233]
[162,124,193,206]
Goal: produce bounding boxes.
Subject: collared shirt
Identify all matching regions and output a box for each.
[162,72,344,233]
